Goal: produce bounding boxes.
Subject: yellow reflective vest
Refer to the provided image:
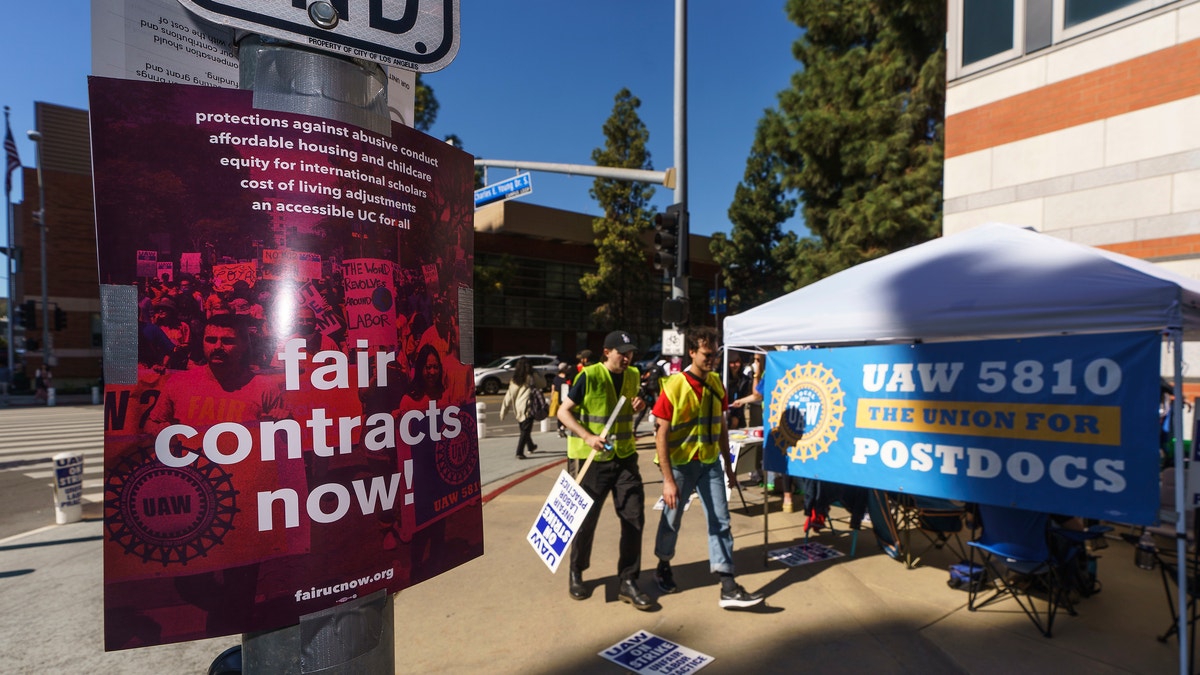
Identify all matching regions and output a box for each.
[566,362,641,460]
[659,370,725,465]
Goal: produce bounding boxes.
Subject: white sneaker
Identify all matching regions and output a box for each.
[719,585,763,609]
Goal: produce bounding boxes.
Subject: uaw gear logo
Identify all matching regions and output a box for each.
[769,362,846,462]
[105,448,238,566]
[435,411,478,485]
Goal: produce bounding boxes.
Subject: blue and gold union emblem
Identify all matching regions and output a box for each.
[769,362,846,462]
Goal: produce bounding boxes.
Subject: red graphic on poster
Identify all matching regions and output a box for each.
[90,77,480,651]
[211,261,258,292]
[262,249,322,281]
[136,250,157,278]
[343,257,398,355]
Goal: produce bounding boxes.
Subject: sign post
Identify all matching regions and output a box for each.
[177,0,460,72]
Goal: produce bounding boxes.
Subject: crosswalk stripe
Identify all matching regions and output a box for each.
[1,407,106,503]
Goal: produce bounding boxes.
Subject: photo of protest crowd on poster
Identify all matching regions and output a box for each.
[89,77,481,649]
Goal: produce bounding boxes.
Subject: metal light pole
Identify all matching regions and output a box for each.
[232,33,394,675]
[4,107,14,395]
[27,130,53,376]
[672,0,688,304]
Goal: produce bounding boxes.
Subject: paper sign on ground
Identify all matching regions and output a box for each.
[528,470,595,573]
[600,630,713,674]
[767,542,845,567]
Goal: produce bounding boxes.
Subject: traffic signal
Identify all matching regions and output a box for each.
[653,203,683,274]
[53,307,67,331]
[663,297,688,325]
[21,300,37,330]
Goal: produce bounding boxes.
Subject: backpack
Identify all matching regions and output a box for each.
[946,560,986,592]
[527,386,549,421]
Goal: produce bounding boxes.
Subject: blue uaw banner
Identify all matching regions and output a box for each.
[762,331,1161,524]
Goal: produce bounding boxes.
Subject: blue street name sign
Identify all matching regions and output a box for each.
[474,173,533,208]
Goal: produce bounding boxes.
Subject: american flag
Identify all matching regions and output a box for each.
[5,119,20,194]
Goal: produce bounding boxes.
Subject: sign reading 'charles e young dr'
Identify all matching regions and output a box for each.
[178,0,459,71]
[473,172,532,209]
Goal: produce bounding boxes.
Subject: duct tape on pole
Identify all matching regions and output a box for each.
[477,401,487,439]
[52,452,84,524]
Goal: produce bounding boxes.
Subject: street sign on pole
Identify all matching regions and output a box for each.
[474,173,533,209]
[177,0,460,71]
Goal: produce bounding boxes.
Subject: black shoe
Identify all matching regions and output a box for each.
[569,570,590,600]
[719,584,764,609]
[618,579,653,610]
[516,453,527,460]
[529,444,538,451]
[654,564,678,594]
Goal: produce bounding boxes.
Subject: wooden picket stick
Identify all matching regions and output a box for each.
[574,395,628,483]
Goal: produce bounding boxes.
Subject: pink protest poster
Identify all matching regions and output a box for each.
[89,77,481,650]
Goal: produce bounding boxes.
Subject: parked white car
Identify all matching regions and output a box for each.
[473,354,560,395]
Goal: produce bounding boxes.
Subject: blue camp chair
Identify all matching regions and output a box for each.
[892,493,970,569]
[967,505,1067,637]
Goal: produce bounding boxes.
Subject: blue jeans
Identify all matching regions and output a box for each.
[654,459,735,575]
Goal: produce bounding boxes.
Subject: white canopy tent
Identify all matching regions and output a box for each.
[723,223,1200,671]
[725,223,1200,347]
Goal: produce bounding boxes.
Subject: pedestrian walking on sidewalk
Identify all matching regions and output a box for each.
[555,330,652,610]
[34,365,51,404]
[652,326,764,609]
[499,357,545,459]
[551,362,571,437]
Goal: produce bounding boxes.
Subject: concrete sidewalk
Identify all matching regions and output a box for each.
[395,457,1182,675]
[0,422,1187,673]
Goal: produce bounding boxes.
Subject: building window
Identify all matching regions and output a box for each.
[1063,0,1140,27]
[950,0,1174,79]
[1055,0,1165,41]
[962,0,1017,66]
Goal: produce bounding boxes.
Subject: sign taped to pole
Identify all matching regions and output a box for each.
[90,76,480,650]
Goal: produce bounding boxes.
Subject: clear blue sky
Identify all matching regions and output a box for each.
[1,1,808,291]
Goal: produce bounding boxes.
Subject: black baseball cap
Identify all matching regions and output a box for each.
[603,330,638,354]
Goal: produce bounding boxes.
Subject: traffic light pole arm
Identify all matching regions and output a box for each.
[473,159,677,189]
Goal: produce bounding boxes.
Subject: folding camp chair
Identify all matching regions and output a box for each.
[1141,468,1199,648]
[967,505,1069,637]
[1047,521,1111,600]
[891,493,970,569]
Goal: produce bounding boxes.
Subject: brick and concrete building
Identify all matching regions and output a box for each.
[943,0,1200,398]
[10,102,102,390]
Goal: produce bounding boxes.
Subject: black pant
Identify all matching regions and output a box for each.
[516,418,536,456]
[568,452,645,581]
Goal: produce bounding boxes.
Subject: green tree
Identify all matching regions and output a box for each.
[711,110,799,313]
[770,0,945,287]
[580,89,657,332]
[414,74,438,132]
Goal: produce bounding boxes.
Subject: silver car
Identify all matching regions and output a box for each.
[474,354,560,395]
